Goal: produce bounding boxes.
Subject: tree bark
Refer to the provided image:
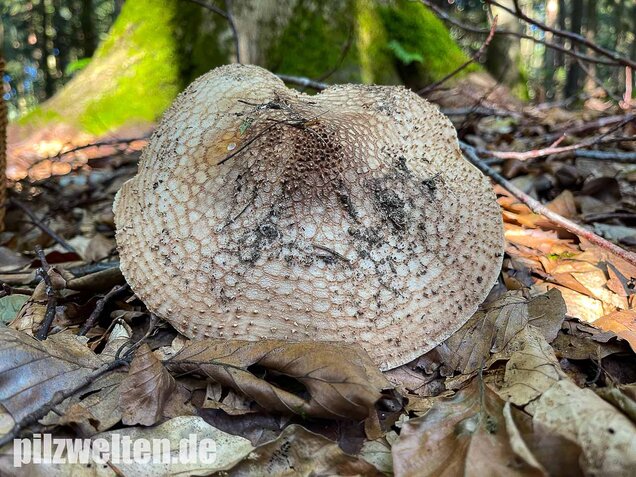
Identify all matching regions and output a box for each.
[564,0,584,99]
[79,0,96,58]
[37,0,55,99]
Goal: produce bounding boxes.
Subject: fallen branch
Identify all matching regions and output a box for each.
[8,197,77,253]
[0,357,127,447]
[78,283,130,336]
[34,246,58,340]
[276,74,328,91]
[574,150,636,163]
[460,141,636,267]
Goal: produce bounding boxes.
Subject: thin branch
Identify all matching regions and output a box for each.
[8,198,77,253]
[34,246,58,340]
[489,0,636,69]
[276,74,328,91]
[185,0,240,63]
[574,150,636,163]
[419,16,498,95]
[420,0,617,67]
[0,358,127,447]
[460,142,636,267]
[78,284,130,336]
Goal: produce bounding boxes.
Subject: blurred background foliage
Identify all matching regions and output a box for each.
[1,0,634,128]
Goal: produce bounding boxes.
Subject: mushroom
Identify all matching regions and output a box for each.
[114,64,504,371]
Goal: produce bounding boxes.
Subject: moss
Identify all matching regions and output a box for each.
[355,0,400,84]
[265,0,361,83]
[78,0,181,134]
[377,0,479,87]
[16,107,62,127]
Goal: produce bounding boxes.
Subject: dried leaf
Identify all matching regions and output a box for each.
[0,327,104,424]
[220,424,384,477]
[40,371,125,435]
[533,380,636,476]
[203,383,255,415]
[166,340,391,420]
[0,295,29,324]
[391,378,541,477]
[433,290,566,376]
[594,310,636,352]
[119,344,175,426]
[552,317,631,360]
[497,327,567,407]
[1,416,254,476]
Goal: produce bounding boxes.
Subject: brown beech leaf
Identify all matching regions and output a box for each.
[0,327,104,424]
[434,290,566,376]
[391,379,542,477]
[594,310,636,352]
[533,380,636,476]
[218,424,384,477]
[119,343,175,426]
[165,340,392,420]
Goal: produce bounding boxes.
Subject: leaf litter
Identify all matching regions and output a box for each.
[1,104,636,475]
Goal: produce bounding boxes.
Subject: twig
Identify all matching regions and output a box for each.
[8,198,77,253]
[483,114,636,160]
[276,74,328,91]
[0,358,127,447]
[574,150,636,163]
[185,0,240,63]
[34,246,58,340]
[420,0,617,67]
[418,16,498,95]
[460,141,636,267]
[488,0,636,69]
[78,283,130,336]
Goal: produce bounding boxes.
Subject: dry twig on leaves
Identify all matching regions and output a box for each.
[461,141,636,267]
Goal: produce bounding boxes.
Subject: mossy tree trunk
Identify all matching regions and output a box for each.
[26,0,474,135]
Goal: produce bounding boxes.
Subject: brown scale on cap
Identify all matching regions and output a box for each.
[114,64,504,371]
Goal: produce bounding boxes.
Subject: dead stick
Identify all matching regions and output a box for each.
[9,198,77,253]
[0,358,127,447]
[34,247,58,340]
[78,283,129,336]
[460,141,636,267]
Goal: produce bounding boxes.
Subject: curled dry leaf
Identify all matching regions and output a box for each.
[434,289,566,376]
[165,339,392,420]
[217,424,384,477]
[119,343,175,426]
[0,416,254,477]
[552,317,631,360]
[391,378,541,477]
[40,372,125,436]
[9,267,66,335]
[0,327,104,425]
[533,380,636,476]
[594,310,636,352]
[497,326,567,407]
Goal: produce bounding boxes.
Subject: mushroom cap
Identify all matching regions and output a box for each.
[114,64,504,371]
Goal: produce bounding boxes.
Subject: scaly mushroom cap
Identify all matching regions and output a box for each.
[114,64,504,370]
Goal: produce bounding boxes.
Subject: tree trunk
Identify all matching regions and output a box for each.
[542,0,558,100]
[485,0,522,87]
[583,0,597,94]
[80,0,97,58]
[28,0,474,135]
[564,0,584,99]
[37,0,55,99]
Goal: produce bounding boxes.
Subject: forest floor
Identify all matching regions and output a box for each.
[0,89,635,475]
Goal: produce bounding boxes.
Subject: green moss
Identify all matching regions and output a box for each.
[377,0,478,87]
[16,107,62,126]
[266,0,361,83]
[77,0,181,134]
[355,0,400,84]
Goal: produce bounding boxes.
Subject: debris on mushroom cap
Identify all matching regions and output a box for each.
[113,64,504,371]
